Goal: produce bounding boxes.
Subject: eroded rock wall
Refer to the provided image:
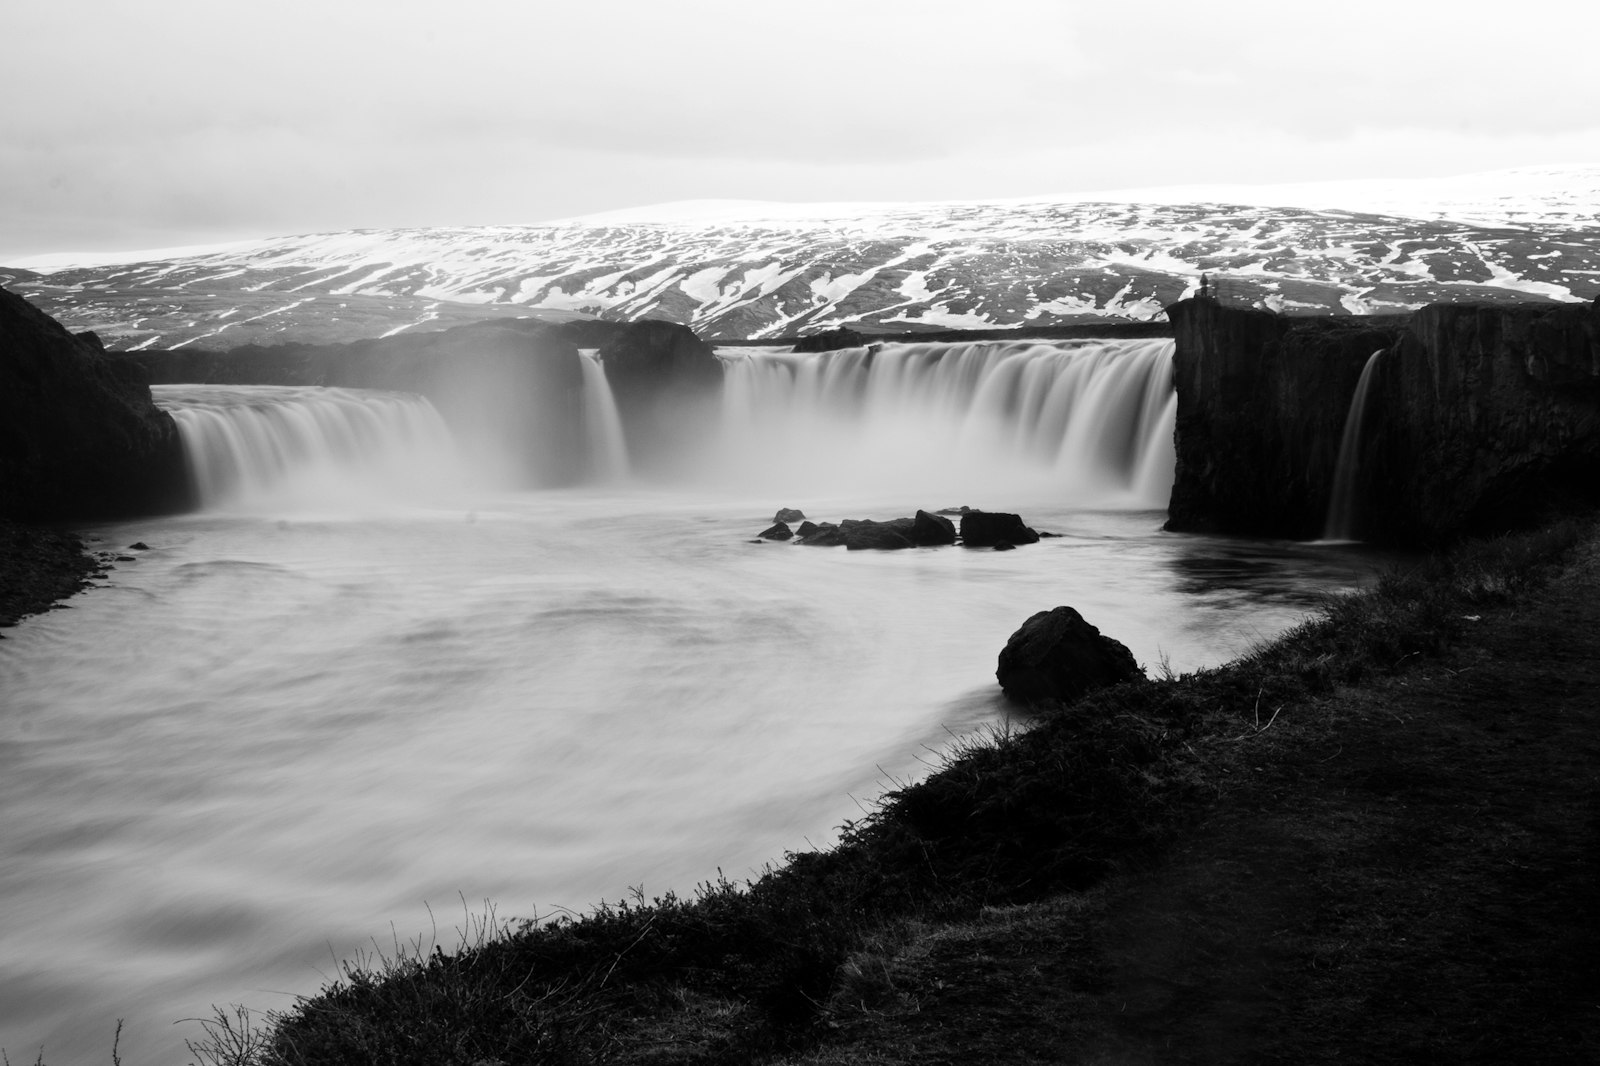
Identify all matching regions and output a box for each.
[1165,298,1407,538]
[1,287,190,521]
[1366,302,1600,541]
[596,320,723,475]
[1165,297,1600,543]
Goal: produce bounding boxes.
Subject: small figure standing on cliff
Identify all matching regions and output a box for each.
[1199,273,1211,298]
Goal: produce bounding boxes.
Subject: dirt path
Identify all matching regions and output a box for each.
[791,544,1600,1065]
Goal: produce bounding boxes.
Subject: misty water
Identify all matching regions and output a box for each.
[0,340,1389,1064]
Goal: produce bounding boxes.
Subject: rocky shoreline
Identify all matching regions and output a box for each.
[0,518,101,634]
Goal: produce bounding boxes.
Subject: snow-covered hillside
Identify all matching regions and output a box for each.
[4,167,1597,350]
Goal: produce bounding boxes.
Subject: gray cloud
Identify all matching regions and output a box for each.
[2,0,1597,258]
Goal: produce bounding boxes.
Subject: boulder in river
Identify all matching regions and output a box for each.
[759,522,793,541]
[774,507,806,523]
[841,518,917,551]
[960,511,1040,547]
[796,521,846,547]
[911,509,957,546]
[996,606,1142,704]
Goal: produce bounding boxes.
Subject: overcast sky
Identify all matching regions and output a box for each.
[3,0,1597,259]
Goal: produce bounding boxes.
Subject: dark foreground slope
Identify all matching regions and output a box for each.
[783,530,1600,1066]
[185,518,1600,1065]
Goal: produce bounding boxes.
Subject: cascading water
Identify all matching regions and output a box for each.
[153,384,468,510]
[1323,349,1385,541]
[579,352,630,482]
[6,341,1397,1066]
[714,338,1176,505]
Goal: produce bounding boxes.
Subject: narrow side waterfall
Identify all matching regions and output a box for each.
[579,352,630,481]
[714,338,1177,505]
[153,385,467,510]
[1323,349,1385,541]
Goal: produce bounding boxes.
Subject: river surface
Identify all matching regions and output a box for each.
[0,489,1386,1064]
[1,350,1392,1063]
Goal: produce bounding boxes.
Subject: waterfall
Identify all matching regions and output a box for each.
[1322,349,1385,541]
[713,338,1176,504]
[153,385,466,510]
[579,352,630,482]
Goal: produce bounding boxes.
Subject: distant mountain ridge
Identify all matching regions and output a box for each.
[4,167,1597,351]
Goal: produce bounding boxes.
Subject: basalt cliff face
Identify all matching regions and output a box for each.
[1368,302,1600,541]
[0,287,190,521]
[1166,298,1600,543]
[596,320,723,474]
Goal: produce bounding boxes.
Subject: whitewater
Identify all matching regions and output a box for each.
[0,339,1388,1064]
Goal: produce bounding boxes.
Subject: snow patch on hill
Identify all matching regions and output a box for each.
[4,166,1596,349]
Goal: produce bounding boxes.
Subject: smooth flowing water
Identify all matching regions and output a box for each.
[1323,349,1386,542]
[0,342,1388,1064]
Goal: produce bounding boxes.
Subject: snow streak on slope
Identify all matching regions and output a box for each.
[4,167,1597,350]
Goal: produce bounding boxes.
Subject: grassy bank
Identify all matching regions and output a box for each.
[184,517,1598,1065]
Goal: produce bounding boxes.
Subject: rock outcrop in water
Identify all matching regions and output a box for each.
[773,509,1019,550]
[996,606,1143,705]
[960,511,1040,548]
[0,287,190,520]
[596,320,723,473]
[1165,297,1600,543]
[122,318,589,486]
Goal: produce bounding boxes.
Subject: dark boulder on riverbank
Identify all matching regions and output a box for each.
[996,606,1142,704]
[1,287,191,521]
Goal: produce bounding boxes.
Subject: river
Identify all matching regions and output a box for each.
[0,340,1387,1063]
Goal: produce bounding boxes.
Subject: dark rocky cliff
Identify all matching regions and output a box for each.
[1166,298,1600,543]
[125,318,593,486]
[1,287,190,521]
[1365,302,1600,541]
[596,320,723,474]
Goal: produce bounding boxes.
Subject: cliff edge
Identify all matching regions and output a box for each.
[0,287,190,521]
[1166,297,1600,543]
